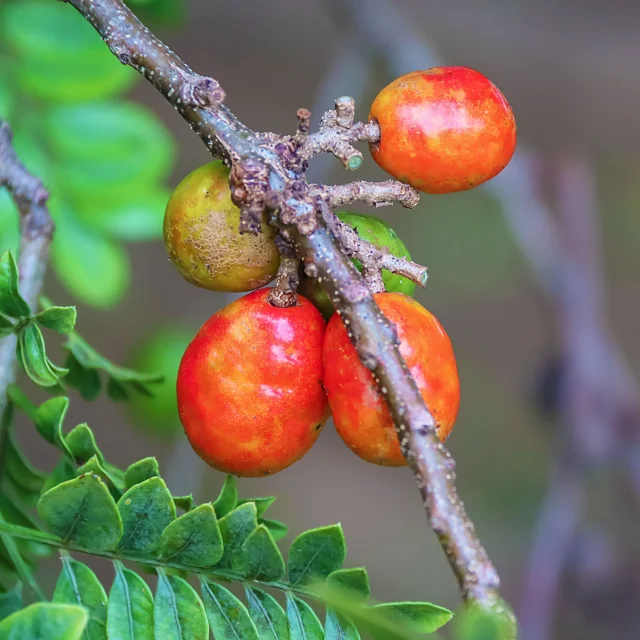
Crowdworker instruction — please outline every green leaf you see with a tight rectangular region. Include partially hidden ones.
[0,252,29,318]
[159,503,223,567]
[77,189,170,242]
[0,315,14,338]
[0,602,88,640]
[239,496,276,519]
[76,456,123,501]
[116,477,175,552]
[261,519,288,541]
[452,602,515,640]
[0,193,19,258]
[123,458,159,490]
[324,610,360,640]
[65,424,103,466]
[200,579,259,640]
[106,561,153,640]
[63,355,101,401]
[4,429,46,495]
[18,324,67,387]
[286,594,323,640]
[235,525,285,581]
[245,586,289,640]
[154,570,208,640]
[370,603,454,638]
[288,525,346,587]
[217,503,258,568]
[37,475,122,550]
[45,102,174,199]
[41,457,76,495]
[172,495,193,512]
[61,326,163,395]
[17,55,137,103]
[34,396,72,457]
[213,475,238,519]
[0,583,22,622]
[51,210,130,308]
[53,556,107,640]
[34,306,76,334]
[0,495,52,563]
[327,569,370,601]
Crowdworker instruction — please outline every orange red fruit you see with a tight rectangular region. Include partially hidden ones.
[177,289,329,477]
[369,66,516,194]
[323,293,460,466]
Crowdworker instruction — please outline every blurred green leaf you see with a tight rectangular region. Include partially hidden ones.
[0,66,13,121]
[325,609,360,640]
[371,603,454,638]
[0,192,19,257]
[37,475,123,550]
[126,325,193,438]
[45,102,174,201]
[327,568,370,601]
[51,208,130,308]
[238,496,276,519]
[0,252,29,318]
[17,55,137,103]
[3,428,46,496]
[41,457,76,496]
[125,0,187,27]
[34,397,72,457]
[77,188,170,242]
[172,495,193,513]
[0,582,22,622]
[260,518,288,541]
[0,602,88,640]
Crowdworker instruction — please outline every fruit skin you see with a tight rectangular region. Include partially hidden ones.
[323,292,460,466]
[369,66,516,194]
[163,161,280,292]
[177,288,330,477]
[299,212,415,319]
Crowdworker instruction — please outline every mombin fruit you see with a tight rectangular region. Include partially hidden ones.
[369,66,516,194]
[163,161,280,292]
[177,288,330,477]
[299,211,415,319]
[323,292,460,466]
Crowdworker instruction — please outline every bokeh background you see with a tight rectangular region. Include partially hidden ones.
[2,0,640,638]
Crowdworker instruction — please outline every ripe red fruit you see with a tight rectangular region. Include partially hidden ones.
[177,289,330,477]
[369,66,516,194]
[323,293,460,466]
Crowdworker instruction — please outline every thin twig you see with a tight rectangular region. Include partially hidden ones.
[316,180,420,209]
[65,0,504,611]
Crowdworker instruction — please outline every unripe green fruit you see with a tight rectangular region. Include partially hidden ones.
[163,161,280,292]
[126,325,194,439]
[299,212,415,319]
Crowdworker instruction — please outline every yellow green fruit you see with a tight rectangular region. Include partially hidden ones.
[163,161,280,292]
[299,212,415,319]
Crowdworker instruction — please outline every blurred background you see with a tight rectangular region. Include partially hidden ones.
[2,0,640,638]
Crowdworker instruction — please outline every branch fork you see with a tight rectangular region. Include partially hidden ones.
[54,0,505,616]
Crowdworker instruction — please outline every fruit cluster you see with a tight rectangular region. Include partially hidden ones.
[164,67,515,477]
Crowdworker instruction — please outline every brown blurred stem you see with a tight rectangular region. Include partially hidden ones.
[65,0,504,610]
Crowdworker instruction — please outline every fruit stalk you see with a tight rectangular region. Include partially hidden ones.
[65,0,503,609]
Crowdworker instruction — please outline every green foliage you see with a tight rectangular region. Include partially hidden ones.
[0,602,88,640]
[0,0,179,308]
[0,254,454,638]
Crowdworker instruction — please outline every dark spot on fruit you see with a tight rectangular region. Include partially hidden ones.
[314,424,322,431]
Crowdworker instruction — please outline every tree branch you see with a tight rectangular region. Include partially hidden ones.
[64,0,504,612]
[0,121,54,407]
